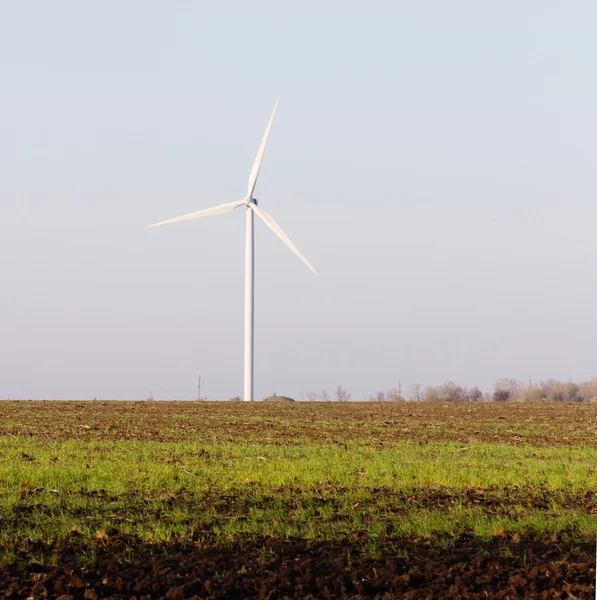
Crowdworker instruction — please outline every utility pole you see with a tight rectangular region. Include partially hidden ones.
[529,376,532,389]
[197,375,201,401]
[398,380,402,401]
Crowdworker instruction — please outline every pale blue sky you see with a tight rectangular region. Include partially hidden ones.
[1,2,596,400]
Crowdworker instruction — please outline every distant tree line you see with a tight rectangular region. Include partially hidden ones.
[301,378,597,402]
[489,378,597,403]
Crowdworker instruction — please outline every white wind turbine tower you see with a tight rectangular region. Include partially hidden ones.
[147,102,317,401]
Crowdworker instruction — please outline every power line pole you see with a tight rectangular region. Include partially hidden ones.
[398,380,402,401]
[197,375,201,401]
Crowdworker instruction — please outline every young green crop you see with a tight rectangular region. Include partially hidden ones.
[1,435,596,557]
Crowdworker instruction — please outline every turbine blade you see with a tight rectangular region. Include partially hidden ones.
[147,199,246,228]
[247,100,278,198]
[249,203,317,275]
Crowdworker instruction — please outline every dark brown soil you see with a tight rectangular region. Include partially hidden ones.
[2,400,597,447]
[1,533,594,599]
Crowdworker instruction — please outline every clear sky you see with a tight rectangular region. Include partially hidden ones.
[1,1,596,400]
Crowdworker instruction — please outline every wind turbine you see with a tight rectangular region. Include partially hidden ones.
[147,102,317,401]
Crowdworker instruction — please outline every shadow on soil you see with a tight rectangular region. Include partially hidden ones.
[1,532,594,599]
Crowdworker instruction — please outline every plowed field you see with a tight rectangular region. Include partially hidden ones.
[1,401,595,598]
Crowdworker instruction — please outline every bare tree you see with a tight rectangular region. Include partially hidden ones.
[320,389,329,401]
[306,392,318,402]
[516,387,545,402]
[541,380,581,402]
[492,389,510,402]
[335,385,350,402]
[580,379,597,403]
[376,391,385,402]
[423,382,468,402]
[469,386,483,402]
[538,379,558,398]
[493,378,525,402]
[386,386,403,402]
[423,386,439,402]
[407,383,422,402]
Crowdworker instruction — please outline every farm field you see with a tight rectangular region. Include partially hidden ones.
[0,400,596,599]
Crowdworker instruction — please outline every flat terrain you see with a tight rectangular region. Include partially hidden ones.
[0,401,596,598]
